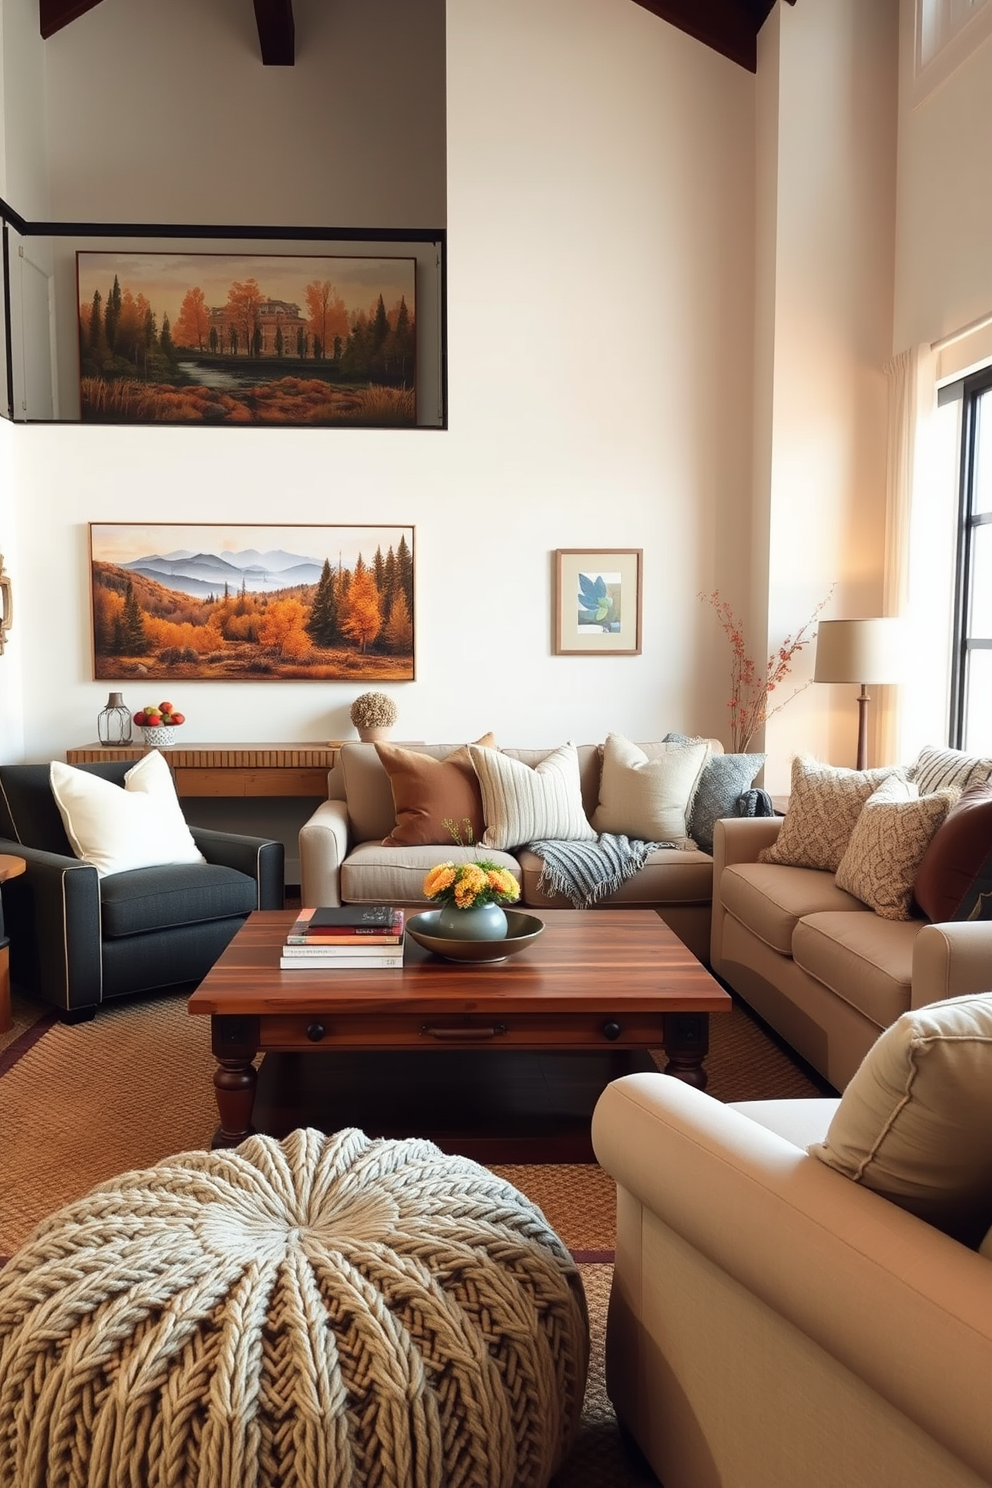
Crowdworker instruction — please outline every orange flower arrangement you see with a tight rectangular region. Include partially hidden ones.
[423,860,521,910]
[699,587,833,752]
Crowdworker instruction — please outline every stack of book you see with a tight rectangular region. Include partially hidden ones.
[280,905,406,969]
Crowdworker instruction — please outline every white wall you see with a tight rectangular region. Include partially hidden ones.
[895,0,992,350]
[756,0,899,790]
[4,0,759,768]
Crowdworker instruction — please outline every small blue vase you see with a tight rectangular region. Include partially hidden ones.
[436,901,509,941]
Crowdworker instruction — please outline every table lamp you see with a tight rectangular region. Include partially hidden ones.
[813,618,904,770]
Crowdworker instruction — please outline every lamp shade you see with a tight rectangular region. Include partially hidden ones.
[813,618,904,685]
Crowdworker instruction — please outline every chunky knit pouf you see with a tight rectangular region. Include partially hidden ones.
[0,1127,589,1488]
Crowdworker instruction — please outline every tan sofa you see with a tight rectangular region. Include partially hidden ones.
[711,812,992,1092]
[299,741,721,963]
[592,1072,992,1488]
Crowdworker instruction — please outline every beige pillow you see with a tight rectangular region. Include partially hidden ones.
[590,734,709,842]
[809,992,992,1246]
[468,743,596,851]
[377,733,496,846]
[834,775,958,921]
[758,755,899,872]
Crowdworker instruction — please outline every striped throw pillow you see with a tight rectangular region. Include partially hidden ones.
[912,746,992,797]
[469,743,596,851]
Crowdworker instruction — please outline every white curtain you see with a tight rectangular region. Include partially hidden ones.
[878,343,937,765]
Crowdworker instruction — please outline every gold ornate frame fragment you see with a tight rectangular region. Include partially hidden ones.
[0,553,12,654]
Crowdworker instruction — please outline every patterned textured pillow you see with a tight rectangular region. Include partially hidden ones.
[468,743,596,851]
[911,745,992,796]
[664,732,767,852]
[809,991,992,1246]
[757,755,899,873]
[913,781,992,923]
[590,734,709,842]
[834,775,958,921]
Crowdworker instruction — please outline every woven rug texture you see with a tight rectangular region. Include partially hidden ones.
[0,988,824,1487]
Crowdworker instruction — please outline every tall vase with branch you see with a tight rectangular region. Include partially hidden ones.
[699,587,834,753]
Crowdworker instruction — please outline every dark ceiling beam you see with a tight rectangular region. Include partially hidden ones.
[253,0,295,65]
[39,0,105,40]
[631,0,795,72]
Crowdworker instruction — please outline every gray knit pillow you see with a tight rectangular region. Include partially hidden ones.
[663,734,765,854]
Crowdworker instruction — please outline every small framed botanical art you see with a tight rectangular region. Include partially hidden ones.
[553,549,642,656]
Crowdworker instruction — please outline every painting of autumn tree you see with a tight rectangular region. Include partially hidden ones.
[77,253,417,427]
[89,524,415,681]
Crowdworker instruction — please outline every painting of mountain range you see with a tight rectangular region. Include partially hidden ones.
[89,523,415,681]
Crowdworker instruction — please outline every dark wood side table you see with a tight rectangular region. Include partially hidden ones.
[0,854,26,1034]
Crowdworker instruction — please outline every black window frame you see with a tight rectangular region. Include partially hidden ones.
[948,365,992,749]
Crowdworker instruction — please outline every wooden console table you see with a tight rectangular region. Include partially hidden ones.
[65,743,343,799]
[0,853,27,1034]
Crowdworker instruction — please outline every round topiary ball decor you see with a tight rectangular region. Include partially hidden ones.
[0,1127,589,1488]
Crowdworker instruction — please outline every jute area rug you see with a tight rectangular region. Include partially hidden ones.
[0,989,825,1487]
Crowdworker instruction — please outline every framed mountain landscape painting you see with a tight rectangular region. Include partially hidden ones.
[76,252,417,426]
[90,523,415,681]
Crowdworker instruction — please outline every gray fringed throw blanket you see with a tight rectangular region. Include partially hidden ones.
[529,833,673,909]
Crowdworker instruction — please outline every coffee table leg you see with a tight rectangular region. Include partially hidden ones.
[213,1058,258,1148]
[662,1013,709,1089]
[210,1015,260,1149]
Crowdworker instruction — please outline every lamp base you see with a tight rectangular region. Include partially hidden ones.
[856,687,870,772]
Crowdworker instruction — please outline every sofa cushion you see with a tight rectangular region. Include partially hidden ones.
[758,756,900,873]
[516,844,713,908]
[49,752,205,879]
[340,743,462,844]
[834,775,957,921]
[590,734,708,842]
[791,911,920,1030]
[809,991,992,1246]
[911,745,992,795]
[341,841,521,905]
[100,862,256,938]
[720,861,868,956]
[913,781,992,923]
[376,734,496,847]
[469,743,596,851]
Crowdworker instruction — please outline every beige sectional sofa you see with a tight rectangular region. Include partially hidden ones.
[592,1069,992,1488]
[299,739,726,963]
[711,749,992,1090]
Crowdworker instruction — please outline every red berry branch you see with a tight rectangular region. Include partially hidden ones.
[699,587,834,753]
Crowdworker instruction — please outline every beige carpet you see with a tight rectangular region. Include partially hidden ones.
[0,988,825,1487]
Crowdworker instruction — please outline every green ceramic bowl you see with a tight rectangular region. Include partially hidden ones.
[406,909,545,963]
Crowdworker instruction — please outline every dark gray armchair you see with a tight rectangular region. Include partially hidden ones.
[0,761,284,1020]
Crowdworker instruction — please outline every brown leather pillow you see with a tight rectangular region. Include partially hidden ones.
[913,781,992,922]
[377,734,496,847]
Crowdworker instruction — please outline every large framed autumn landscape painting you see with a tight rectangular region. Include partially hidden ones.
[76,253,417,426]
[90,524,415,681]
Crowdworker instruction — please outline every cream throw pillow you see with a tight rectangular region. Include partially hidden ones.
[758,755,900,873]
[50,752,205,878]
[834,775,958,920]
[591,734,709,842]
[809,992,992,1246]
[468,743,595,850]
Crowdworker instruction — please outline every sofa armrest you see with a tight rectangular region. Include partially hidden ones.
[592,1073,992,1484]
[911,920,992,1009]
[190,828,285,909]
[0,838,103,1012]
[299,798,353,907]
[710,815,783,967]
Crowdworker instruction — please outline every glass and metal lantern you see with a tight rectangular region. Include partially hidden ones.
[97,692,132,745]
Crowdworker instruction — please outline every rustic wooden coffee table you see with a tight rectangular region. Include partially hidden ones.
[188,907,732,1160]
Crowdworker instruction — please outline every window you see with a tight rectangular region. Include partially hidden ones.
[914,0,992,104]
[949,370,992,750]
